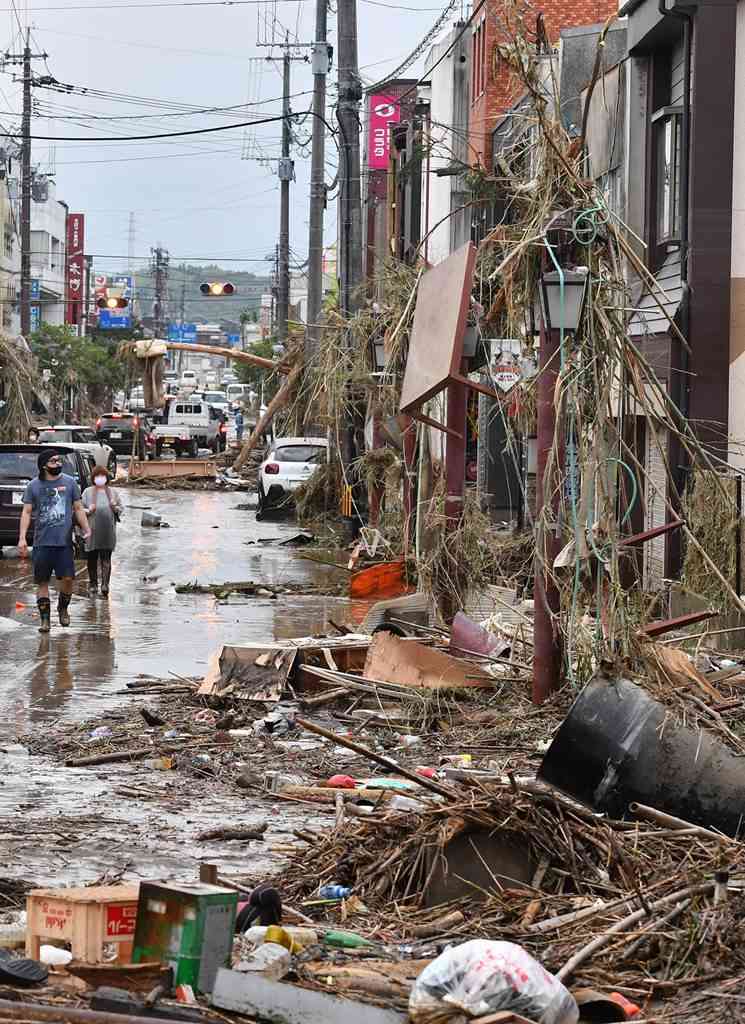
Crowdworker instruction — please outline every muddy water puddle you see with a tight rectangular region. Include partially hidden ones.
[0,487,354,884]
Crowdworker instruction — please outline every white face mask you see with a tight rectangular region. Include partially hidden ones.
[94,476,107,487]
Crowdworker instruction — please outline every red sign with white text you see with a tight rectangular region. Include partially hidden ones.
[367,95,401,170]
[105,903,138,938]
[65,213,85,325]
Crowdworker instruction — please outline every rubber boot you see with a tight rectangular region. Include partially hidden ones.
[87,555,98,597]
[58,592,71,627]
[101,558,112,597]
[37,597,51,634]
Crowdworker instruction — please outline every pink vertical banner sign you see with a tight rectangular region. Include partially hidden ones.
[367,95,401,170]
[66,213,85,325]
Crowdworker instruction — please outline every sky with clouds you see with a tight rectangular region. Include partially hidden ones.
[0,0,461,296]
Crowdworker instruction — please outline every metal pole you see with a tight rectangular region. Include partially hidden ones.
[532,320,562,704]
[82,254,91,337]
[337,0,363,316]
[442,364,467,621]
[305,2,328,365]
[337,0,363,527]
[277,41,291,345]
[20,29,31,338]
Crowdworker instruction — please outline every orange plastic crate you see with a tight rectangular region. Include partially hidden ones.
[26,885,140,964]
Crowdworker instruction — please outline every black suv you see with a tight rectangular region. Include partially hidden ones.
[0,444,94,554]
[96,412,152,458]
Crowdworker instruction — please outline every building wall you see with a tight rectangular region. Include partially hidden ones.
[30,186,67,327]
[468,0,618,170]
[422,27,470,265]
[0,180,19,336]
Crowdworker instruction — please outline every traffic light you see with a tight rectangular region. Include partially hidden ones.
[97,295,129,309]
[200,282,236,296]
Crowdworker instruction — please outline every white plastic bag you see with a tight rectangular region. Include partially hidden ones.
[408,940,579,1024]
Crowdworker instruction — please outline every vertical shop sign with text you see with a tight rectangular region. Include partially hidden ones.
[367,95,401,170]
[65,213,85,325]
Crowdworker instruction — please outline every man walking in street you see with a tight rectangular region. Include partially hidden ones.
[235,407,244,444]
[18,450,91,633]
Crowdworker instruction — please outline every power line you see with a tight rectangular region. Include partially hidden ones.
[366,0,462,91]
[5,110,287,140]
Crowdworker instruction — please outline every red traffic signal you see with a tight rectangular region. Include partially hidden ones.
[97,296,129,309]
[200,282,236,296]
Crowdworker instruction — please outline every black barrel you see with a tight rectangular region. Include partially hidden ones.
[538,671,745,838]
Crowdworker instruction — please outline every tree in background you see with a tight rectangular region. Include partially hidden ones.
[30,323,130,419]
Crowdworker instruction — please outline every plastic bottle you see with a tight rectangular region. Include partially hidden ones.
[241,926,318,949]
[389,794,427,813]
[323,930,373,949]
[318,885,352,900]
[235,942,291,980]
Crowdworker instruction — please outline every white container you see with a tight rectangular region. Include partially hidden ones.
[235,942,291,980]
[39,945,73,966]
[240,926,318,948]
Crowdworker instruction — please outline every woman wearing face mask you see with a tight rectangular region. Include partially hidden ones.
[81,466,123,597]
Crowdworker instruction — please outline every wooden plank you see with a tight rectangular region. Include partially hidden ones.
[363,631,492,690]
[129,459,216,480]
[640,610,718,638]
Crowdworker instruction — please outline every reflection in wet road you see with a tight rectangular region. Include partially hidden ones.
[0,487,351,884]
[0,487,351,735]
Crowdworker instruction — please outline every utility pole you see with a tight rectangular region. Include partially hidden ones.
[337,0,363,528]
[150,245,169,340]
[4,30,47,338]
[276,38,292,346]
[337,0,363,317]
[82,255,91,338]
[305,1,329,364]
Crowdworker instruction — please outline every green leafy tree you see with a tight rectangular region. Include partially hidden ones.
[30,323,129,415]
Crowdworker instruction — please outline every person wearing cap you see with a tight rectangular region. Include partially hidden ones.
[17,450,92,633]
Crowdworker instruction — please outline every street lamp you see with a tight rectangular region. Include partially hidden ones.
[371,336,386,372]
[532,263,588,708]
[537,267,589,333]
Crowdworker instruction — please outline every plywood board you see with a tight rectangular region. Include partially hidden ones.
[363,631,492,689]
[400,243,476,413]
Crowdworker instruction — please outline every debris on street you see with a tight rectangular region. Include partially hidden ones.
[5,0,745,1022]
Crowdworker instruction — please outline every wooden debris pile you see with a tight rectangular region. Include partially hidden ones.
[278,779,745,1021]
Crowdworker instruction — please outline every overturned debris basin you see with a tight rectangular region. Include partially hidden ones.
[539,669,745,837]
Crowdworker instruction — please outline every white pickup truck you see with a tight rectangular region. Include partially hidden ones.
[152,396,227,457]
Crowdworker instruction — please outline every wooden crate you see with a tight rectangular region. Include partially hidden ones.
[26,885,140,964]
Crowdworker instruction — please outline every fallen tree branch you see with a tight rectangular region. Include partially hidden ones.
[556,882,713,981]
[233,361,303,472]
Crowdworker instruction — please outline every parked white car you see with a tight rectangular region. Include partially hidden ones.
[258,436,328,513]
[180,370,198,390]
